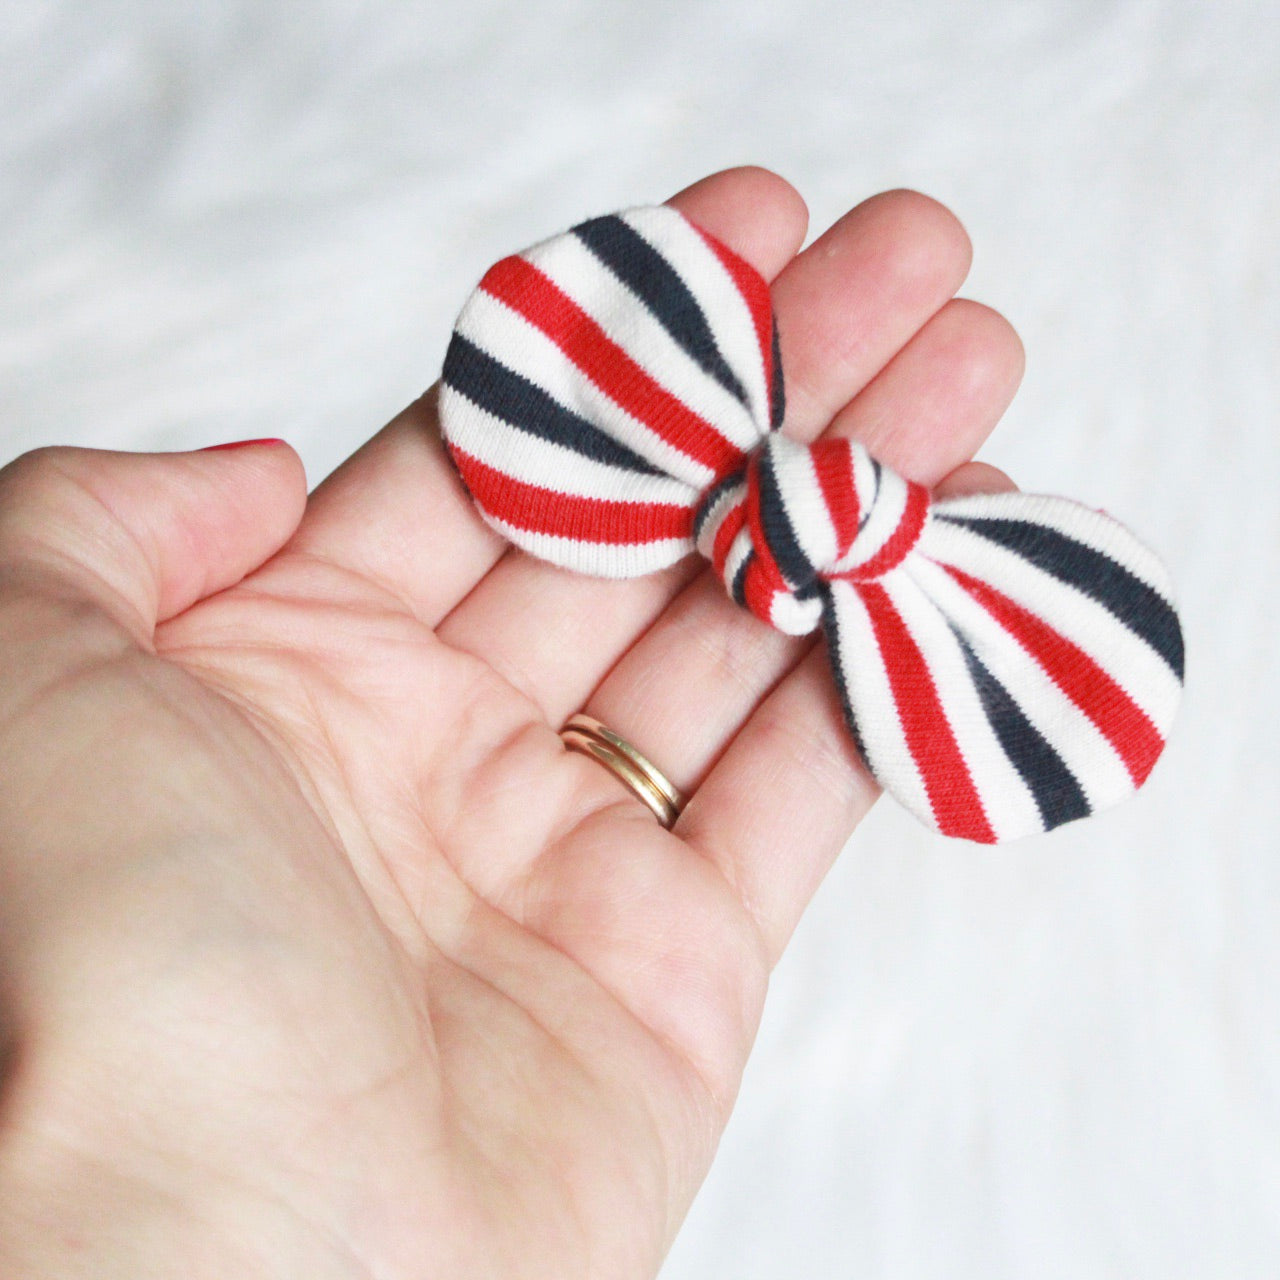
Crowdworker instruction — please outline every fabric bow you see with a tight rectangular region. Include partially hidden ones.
[438,203,1184,842]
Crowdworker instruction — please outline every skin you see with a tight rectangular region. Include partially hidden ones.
[0,166,1020,1279]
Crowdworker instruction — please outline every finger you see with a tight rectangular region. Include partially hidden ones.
[0,441,306,645]
[279,166,807,627]
[770,188,973,441]
[932,458,1016,499]
[676,642,874,963]
[436,189,974,719]
[575,299,1025,799]
[678,461,1020,962]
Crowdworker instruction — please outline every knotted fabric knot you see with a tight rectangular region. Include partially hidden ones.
[437,201,1184,844]
[692,434,932,635]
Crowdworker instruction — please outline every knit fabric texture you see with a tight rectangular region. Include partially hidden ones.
[438,204,1184,843]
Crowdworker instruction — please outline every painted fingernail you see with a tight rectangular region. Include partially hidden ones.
[199,437,287,452]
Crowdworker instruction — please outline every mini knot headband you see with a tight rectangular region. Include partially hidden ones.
[439,204,1184,843]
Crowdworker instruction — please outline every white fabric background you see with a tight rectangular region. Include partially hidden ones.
[3,1,1277,1275]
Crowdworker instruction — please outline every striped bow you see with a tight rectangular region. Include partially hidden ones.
[439,204,1184,843]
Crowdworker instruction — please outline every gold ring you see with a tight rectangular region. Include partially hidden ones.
[559,714,685,829]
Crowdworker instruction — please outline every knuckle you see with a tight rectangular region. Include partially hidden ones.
[0,447,123,596]
[0,446,88,517]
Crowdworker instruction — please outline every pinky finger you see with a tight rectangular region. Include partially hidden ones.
[675,642,874,966]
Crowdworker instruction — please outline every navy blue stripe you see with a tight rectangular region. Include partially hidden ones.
[693,465,746,542]
[769,316,785,429]
[937,515,1184,680]
[571,215,749,408]
[443,333,662,475]
[817,582,868,762]
[756,445,815,587]
[859,457,882,535]
[954,632,1090,832]
[731,552,752,607]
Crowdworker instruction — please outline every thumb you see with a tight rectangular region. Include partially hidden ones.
[0,439,307,643]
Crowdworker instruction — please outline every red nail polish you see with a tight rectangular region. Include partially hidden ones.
[199,437,286,452]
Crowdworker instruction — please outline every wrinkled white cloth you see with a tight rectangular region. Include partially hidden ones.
[1,2,1276,1276]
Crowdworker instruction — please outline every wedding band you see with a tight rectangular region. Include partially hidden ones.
[559,714,685,829]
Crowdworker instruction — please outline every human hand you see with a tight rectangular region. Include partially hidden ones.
[0,166,1022,1279]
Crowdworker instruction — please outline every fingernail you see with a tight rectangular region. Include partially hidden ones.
[199,437,286,452]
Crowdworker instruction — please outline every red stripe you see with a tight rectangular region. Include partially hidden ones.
[741,555,783,624]
[945,566,1164,785]
[691,226,776,407]
[810,437,861,556]
[450,447,692,545]
[860,583,996,842]
[711,498,746,578]
[848,481,931,580]
[479,255,740,476]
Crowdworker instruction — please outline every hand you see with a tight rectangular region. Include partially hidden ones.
[0,167,1022,1279]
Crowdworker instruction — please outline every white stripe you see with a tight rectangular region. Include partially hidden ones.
[483,514,691,578]
[694,482,747,561]
[907,556,1137,812]
[882,574,1043,841]
[621,205,774,434]
[824,580,935,829]
[921,519,1182,735]
[769,592,823,636]
[934,491,1175,603]
[826,445,886,572]
[439,385,696,508]
[522,232,763,454]
[833,463,910,573]
[852,444,879,516]
[455,289,713,489]
[722,525,753,590]
[768,435,838,573]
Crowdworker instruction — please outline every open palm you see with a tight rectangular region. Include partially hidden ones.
[0,167,1023,1278]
